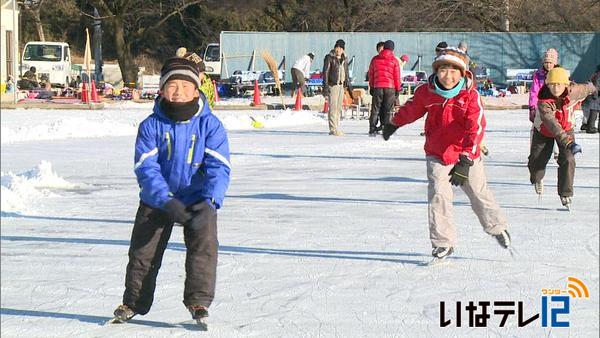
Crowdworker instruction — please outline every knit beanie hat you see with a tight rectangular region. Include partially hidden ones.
[400,54,409,62]
[159,47,202,89]
[383,40,395,51]
[432,47,470,76]
[543,48,558,64]
[435,41,448,52]
[334,39,345,49]
[176,47,206,72]
[545,67,570,84]
[159,57,201,90]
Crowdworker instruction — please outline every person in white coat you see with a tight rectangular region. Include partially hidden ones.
[291,52,314,96]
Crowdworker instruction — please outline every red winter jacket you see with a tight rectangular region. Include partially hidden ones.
[368,49,401,91]
[535,82,596,138]
[391,71,485,165]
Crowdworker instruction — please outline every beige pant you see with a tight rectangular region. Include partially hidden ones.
[328,85,345,134]
[426,156,507,247]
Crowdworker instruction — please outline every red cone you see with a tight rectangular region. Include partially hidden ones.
[81,81,89,103]
[293,88,303,110]
[322,98,329,113]
[213,79,220,102]
[251,80,262,106]
[90,80,100,102]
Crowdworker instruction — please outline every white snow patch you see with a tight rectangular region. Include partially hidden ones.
[217,109,324,130]
[1,161,77,214]
[1,117,139,144]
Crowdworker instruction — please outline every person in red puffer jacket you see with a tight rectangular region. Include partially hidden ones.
[382,47,511,260]
[367,40,401,136]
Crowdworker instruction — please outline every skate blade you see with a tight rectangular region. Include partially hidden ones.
[195,318,208,331]
[422,257,451,266]
[105,317,128,325]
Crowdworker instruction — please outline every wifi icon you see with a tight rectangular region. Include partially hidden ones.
[567,277,589,298]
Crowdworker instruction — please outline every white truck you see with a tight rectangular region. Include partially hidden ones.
[21,41,79,88]
[202,43,221,79]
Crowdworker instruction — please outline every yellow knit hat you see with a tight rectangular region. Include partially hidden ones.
[546,67,570,84]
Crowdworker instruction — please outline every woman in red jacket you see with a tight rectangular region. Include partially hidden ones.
[383,47,511,260]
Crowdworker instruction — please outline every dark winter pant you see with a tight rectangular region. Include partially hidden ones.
[370,88,396,133]
[528,128,576,197]
[122,201,218,315]
[291,68,306,96]
[587,109,599,130]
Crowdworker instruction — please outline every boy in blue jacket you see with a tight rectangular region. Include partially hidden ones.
[111,53,231,325]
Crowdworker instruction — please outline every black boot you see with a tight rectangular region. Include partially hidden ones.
[586,110,598,134]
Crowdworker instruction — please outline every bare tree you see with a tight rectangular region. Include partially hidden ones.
[19,0,45,41]
[85,0,203,86]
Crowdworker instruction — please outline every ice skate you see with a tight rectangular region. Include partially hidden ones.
[107,304,136,324]
[188,305,209,331]
[425,247,454,266]
[534,180,543,201]
[493,230,511,249]
[560,196,572,211]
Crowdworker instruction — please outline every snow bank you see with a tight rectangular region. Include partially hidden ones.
[0,161,76,214]
[0,117,139,144]
[217,109,324,130]
[1,104,324,144]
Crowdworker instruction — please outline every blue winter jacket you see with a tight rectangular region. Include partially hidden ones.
[134,95,231,209]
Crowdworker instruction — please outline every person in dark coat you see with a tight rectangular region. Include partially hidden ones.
[322,39,353,136]
[581,64,600,133]
[112,52,231,324]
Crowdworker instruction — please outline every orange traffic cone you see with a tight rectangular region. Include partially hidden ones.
[251,80,262,106]
[322,98,329,113]
[293,88,303,110]
[90,80,100,102]
[81,81,89,103]
[213,80,220,103]
[343,92,352,109]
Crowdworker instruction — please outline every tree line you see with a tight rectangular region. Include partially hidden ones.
[18,0,600,85]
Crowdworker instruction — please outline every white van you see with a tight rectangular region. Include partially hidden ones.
[21,41,78,87]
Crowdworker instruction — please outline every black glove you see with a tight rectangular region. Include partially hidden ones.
[369,88,374,96]
[382,123,399,141]
[449,155,474,186]
[322,87,329,97]
[558,134,582,155]
[164,198,192,225]
[185,199,217,231]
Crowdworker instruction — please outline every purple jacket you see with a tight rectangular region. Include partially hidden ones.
[529,67,547,108]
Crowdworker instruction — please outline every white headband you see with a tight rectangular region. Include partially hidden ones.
[434,54,467,71]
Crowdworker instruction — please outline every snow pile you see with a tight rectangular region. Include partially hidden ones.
[1,104,324,144]
[0,117,139,144]
[216,95,326,106]
[0,161,76,214]
[260,109,325,128]
[217,109,324,130]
